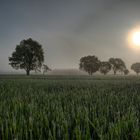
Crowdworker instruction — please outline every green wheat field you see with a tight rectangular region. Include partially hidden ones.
[1,75,140,140]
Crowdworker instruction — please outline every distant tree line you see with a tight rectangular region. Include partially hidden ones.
[8,38,140,76]
[79,55,140,75]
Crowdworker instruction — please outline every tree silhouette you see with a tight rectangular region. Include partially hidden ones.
[79,55,100,75]
[123,69,129,75]
[109,58,126,75]
[131,63,140,75]
[9,38,44,76]
[42,64,51,75]
[99,61,111,75]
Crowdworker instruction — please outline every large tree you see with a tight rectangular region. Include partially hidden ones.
[99,61,111,75]
[109,58,126,75]
[79,55,100,75]
[9,38,44,76]
[131,63,140,75]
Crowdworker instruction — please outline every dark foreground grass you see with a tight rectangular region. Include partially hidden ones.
[0,75,140,140]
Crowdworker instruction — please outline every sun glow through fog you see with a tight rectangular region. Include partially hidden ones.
[132,31,140,46]
[128,27,140,50]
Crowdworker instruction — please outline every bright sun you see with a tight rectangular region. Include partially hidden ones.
[128,28,140,50]
[132,31,140,46]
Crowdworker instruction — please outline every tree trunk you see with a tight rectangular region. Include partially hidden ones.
[113,70,116,75]
[113,67,116,75]
[26,70,30,76]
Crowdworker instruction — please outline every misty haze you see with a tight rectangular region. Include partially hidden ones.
[1,0,140,74]
[1,0,140,139]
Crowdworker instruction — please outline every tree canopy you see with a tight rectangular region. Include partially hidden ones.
[123,69,129,75]
[79,55,100,75]
[109,58,126,75]
[99,61,111,75]
[131,63,140,75]
[9,38,44,75]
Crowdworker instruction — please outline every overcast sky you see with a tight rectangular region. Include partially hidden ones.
[1,0,140,72]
